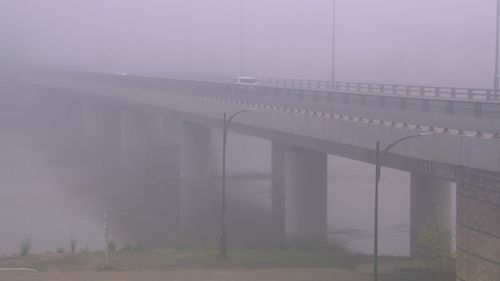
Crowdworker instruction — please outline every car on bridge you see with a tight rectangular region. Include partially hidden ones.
[234,76,258,86]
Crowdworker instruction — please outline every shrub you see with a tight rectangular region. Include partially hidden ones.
[70,237,77,253]
[108,240,117,252]
[56,247,65,254]
[20,238,31,256]
[414,216,456,281]
[80,245,90,253]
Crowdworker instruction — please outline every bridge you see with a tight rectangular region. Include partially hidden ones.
[16,69,500,281]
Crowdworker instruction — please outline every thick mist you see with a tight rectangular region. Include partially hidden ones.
[0,0,492,256]
[1,0,497,87]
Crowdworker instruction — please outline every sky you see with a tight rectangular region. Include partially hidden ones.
[1,0,497,87]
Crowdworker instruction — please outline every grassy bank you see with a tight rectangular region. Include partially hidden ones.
[0,248,371,272]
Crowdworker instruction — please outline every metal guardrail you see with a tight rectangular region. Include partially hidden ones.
[32,71,500,134]
[202,75,499,101]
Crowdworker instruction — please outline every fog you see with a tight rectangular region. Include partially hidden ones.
[0,0,488,257]
[2,0,497,87]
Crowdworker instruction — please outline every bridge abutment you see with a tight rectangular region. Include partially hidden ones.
[284,146,327,247]
[179,121,218,246]
[410,173,452,257]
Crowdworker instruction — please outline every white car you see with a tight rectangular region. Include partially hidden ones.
[234,76,258,86]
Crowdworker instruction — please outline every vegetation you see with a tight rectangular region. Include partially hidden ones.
[56,247,65,254]
[121,242,143,251]
[80,244,90,253]
[0,248,371,271]
[70,237,77,253]
[108,240,117,252]
[20,238,31,256]
[413,216,456,281]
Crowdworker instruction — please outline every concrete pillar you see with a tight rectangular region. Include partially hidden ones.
[271,142,286,247]
[119,109,179,247]
[179,121,217,246]
[82,101,122,206]
[284,146,327,247]
[410,173,452,257]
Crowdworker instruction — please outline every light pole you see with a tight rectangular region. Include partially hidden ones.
[240,0,245,75]
[331,0,336,88]
[373,132,432,281]
[219,108,255,259]
[494,0,500,98]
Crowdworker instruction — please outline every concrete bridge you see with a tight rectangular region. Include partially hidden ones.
[18,70,500,281]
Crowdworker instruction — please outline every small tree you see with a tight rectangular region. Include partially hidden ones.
[20,238,31,256]
[108,240,117,252]
[414,216,456,281]
[70,237,77,253]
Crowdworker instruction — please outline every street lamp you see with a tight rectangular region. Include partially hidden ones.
[331,0,336,88]
[373,132,433,281]
[494,0,500,98]
[240,0,245,75]
[219,108,256,258]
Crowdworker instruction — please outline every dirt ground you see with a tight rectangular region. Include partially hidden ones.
[0,268,370,281]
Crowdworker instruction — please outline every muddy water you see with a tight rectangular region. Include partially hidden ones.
[224,133,456,256]
[0,91,455,256]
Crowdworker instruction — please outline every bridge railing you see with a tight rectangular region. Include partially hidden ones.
[31,70,500,135]
[256,77,498,101]
[118,72,500,101]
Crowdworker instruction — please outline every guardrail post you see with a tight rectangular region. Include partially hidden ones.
[422,100,429,112]
[473,103,482,117]
[446,101,454,114]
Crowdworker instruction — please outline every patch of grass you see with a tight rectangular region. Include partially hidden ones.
[0,248,372,272]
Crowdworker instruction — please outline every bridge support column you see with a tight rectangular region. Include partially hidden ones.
[410,173,452,257]
[82,101,122,205]
[284,146,327,247]
[179,121,217,246]
[120,109,178,247]
[271,142,286,247]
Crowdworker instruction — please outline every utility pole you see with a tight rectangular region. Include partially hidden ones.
[104,211,110,266]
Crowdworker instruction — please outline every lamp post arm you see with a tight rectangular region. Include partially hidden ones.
[225,109,254,130]
[378,134,427,167]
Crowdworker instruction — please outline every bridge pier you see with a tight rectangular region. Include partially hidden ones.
[271,142,286,247]
[82,101,122,206]
[119,109,178,247]
[284,146,327,247]
[410,173,452,257]
[179,121,217,246]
